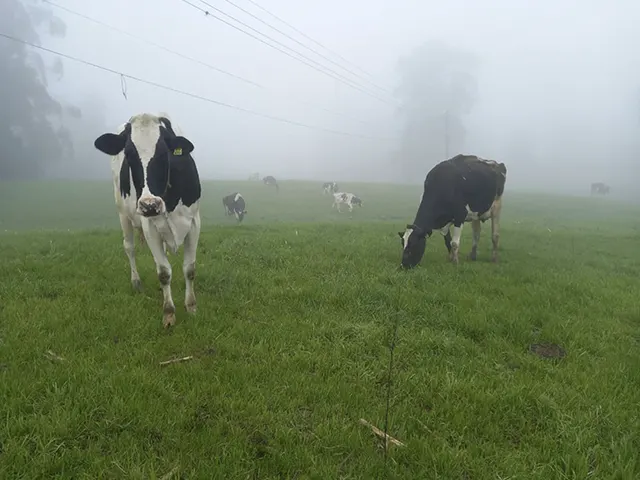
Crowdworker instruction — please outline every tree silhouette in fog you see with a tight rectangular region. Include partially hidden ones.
[395,40,479,180]
[0,0,71,180]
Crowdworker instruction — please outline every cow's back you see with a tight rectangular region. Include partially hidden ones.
[422,155,505,220]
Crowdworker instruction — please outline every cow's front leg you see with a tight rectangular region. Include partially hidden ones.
[118,214,142,291]
[444,232,453,259]
[468,219,481,261]
[440,224,453,260]
[450,223,464,264]
[183,216,201,314]
[145,226,176,328]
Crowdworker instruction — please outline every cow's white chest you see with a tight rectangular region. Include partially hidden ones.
[147,201,199,253]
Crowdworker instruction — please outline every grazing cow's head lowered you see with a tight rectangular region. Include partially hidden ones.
[93,114,195,218]
[398,224,429,269]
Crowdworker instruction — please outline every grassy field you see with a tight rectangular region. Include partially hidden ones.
[0,179,639,479]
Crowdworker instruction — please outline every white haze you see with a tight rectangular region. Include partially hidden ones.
[39,0,640,199]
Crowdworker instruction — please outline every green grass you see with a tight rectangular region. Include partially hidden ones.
[1,180,639,479]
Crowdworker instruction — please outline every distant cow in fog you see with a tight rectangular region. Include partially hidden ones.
[222,192,247,223]
[590,182,610,195]
[263,175,279,192]
[322,182,339,194]
[332,192,362,212]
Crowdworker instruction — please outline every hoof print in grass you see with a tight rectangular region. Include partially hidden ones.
[529,343,566,360]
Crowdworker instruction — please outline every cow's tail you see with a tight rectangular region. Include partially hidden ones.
[275,182,280,192]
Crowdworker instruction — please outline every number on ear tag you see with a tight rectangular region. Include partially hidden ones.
[173,148,183,156]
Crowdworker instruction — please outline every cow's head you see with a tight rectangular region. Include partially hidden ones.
[398,223,430,269]
[352,196,363,207]
[94,114,194,217]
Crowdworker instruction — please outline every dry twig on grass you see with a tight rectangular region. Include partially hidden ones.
[159,465,179,480]
[359,418,405,447]
[44,350,65,362]
[159,355,193,366]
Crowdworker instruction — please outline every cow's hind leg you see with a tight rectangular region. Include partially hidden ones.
[468,219,481,261]
[490,200,503,263]
[119,214,142,292]
[144,226,176,328]
[183,216,201,314]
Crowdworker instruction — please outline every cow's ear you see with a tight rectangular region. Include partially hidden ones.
[167,136,194,156]
[94,132,126,155]
[397,231,404,238]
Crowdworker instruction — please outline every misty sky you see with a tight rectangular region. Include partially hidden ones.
[38,0,640,196]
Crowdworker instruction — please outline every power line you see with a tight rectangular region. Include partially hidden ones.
[179,0,397,107]
[213,0,393,96]
[242,0,384,85]
[42,0,378,127]
[187,0,394,105]
[0,31,397,141]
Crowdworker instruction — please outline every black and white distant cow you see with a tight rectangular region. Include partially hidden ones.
[222,192,247,223]
[332,192,363,212]
[263,175,279,191]
[399,154,507,269]
[590,182,610,195]
[94,112,202,328]
[322,181,339,194]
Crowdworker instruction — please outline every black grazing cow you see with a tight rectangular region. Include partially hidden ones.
[222,192,247,223]
[93,112,202,328]
[263,175,279,191]
[590,182,610,195]
[322,181,339,194]
[398,154,507,269]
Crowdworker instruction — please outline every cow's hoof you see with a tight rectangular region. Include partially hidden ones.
[468,251,477,261]
[163,313,176,329]
[132,279,142,292]
[491,256,498,263]
[186,302,197,314]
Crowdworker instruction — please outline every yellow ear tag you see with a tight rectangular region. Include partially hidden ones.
[173,148,182,156]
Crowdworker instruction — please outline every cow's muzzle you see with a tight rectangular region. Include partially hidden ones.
[138,197,165,217]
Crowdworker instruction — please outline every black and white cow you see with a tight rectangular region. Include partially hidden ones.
[399,154,507,269]
[332,192,363,212]
[322,181,339,194]
[590,182,610,195]
[93,113,202,328]
[263,175,279,191]
[222,192,247,223]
